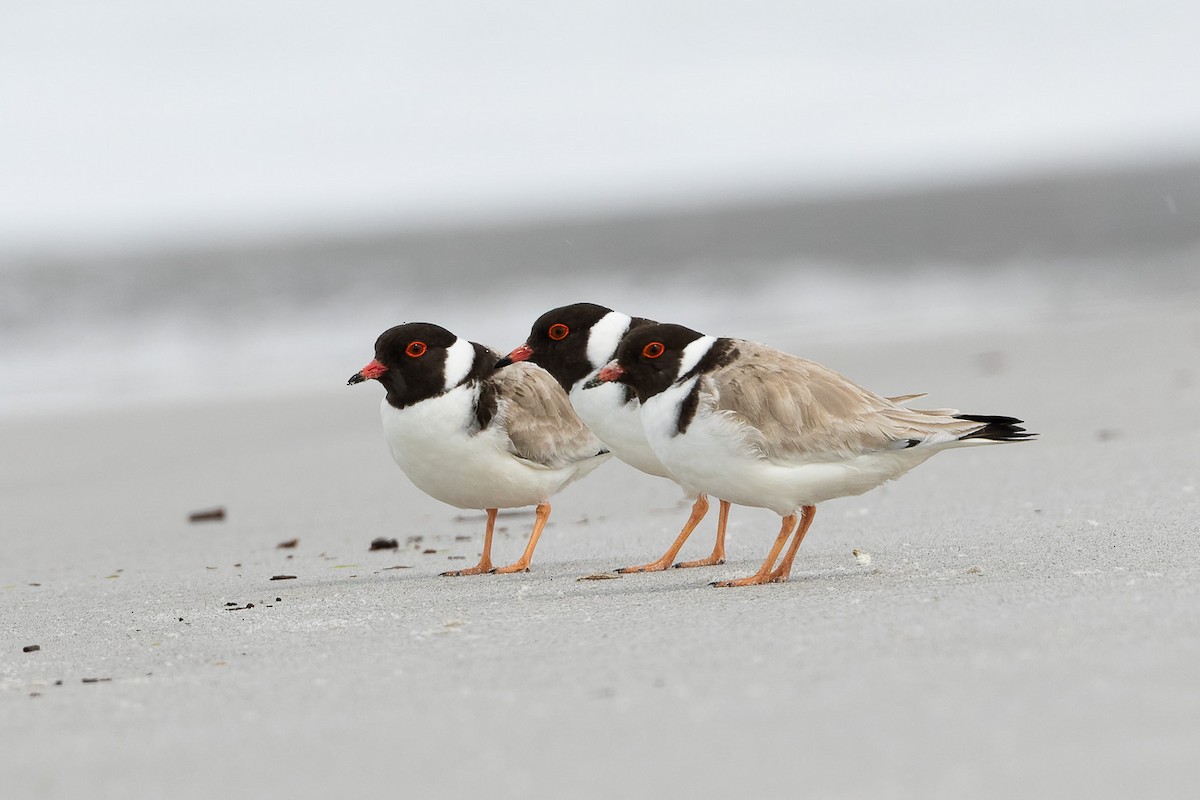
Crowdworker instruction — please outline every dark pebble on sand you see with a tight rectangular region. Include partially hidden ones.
[23,644,41,653]
[276,538,299,549]
[189,507,226,523]
[270,575,297,581]
[369,537,399,551]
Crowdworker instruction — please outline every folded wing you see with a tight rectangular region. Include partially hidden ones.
[707,341,1007,461]
[490,363,609,469]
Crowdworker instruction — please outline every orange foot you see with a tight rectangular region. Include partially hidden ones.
[617,552,724,572]
[678,500,729,569]
[710,508,811,587]
[615,558,673,574]
[711,573,785,588]
[440,560,494,577]
[674,554,725,569]
[486,502,550,575]
[444,508,499,577]
[616,496,722,573]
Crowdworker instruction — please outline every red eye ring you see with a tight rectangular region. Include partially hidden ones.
[405,341,427,357]
[642,342,665,359]
[548,323,570,341]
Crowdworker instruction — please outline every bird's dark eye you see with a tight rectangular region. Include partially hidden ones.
[642,342,665,359]
[406,341,427,357]
[548,323,569,341]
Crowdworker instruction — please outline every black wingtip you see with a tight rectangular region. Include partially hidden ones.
[955,414,1038,442]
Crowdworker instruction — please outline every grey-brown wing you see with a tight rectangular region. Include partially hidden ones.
[490,363,607,469]
[707,341,981,461]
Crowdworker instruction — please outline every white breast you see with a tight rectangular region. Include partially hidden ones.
[569,377,672,479]
[380,385,594,510]
[641,378,939,515]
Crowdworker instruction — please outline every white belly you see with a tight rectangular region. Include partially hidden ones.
[641,380,938,515]
[380,386,590,510]
[570,379,672,480]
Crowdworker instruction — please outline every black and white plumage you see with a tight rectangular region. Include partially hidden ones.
[599,322,1035,586]
[349,322,610,575]
[499,303,733,572]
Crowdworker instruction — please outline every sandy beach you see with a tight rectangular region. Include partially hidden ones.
[3,274,1198,797]
[5,5,1200,793]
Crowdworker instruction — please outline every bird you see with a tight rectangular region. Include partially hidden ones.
[597,322,1035,587]
[498,303,733,573]
[348,322,611,575]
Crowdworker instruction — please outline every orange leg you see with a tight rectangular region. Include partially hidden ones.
[765,505,816,583]
[711,514,798,588]
[441,508,497,576]
[616,495,710,573]
[492,502,551,574]
[674,498,730,569]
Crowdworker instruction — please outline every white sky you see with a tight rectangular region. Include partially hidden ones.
[2,0,1198,252]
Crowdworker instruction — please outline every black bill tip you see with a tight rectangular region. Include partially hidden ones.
[347,372,366,386]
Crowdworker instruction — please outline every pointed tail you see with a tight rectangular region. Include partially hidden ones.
[954,414,1037,442]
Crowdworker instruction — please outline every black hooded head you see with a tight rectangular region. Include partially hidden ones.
[500,302,646,392]
[349,322,494,409]
[610,323,712,402]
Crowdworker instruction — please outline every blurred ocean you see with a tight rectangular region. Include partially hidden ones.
[2,160,1197,417]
